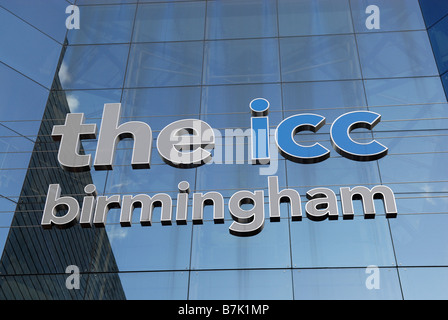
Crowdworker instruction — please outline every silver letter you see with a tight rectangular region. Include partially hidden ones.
[192,192,225,224]
[121,193,172,227]
[268,176,302,221]
[79,184,97,228]
[42,184,80,229]
[305,188,338,221]
[340,185,397,219]
[176,181,190,225]
[93,195,121,227]
[228,190,264,237]
[157,119,215,168]
[52,113,97,172]
[94,103,152,170]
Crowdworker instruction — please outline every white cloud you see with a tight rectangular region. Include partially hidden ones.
[66,94,80,112]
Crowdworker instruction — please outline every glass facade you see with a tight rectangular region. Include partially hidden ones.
[0,0,448,300]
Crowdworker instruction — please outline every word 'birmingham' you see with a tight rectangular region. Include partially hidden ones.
[42,176,397,236]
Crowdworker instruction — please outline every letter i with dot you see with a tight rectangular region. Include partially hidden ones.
[250,98,270,165]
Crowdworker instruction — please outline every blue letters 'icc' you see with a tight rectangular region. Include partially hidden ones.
[251,98,388,163]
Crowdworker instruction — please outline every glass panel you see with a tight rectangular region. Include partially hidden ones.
[0,8,61,88]
[357,31,438,78]
[395,196,448,215]
[278,0,352,36]
[125,42,204,88]
[76,0,134,4]
[280,35,361,82]
[191,218,291,270]
[100,223,192,272]
[0,0,68,43]
[203,38,280,85]
[0,274,85,300]
[139,0,204,2]
[0,128,36,154]
[118,271,189,300]
[350,0,425,32]
[0,151,32,169]
[377,134,448,155]
[196,161,286,197]
[121,87,201,118]
[133,2,205,42]
[379,153,448,186]
[105,163,196,195]
[189,269,293,300]
[399,267,448,300]
[370,104,448,132]
[57,44,129,90]
[66,4,136,44]
[286,156,381,190]
[54,89,122,120]
[0,197,16,212]
[364,77,447,106]
[290,216,396,268]
[390,214,448,266]
[282,81,367,111]
[201,83,281,114]
[206,0,277,39]
[0,168,27,198]
[293,268,402,300]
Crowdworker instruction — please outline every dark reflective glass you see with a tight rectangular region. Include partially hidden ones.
[419,0,448,27]
[428,16,448,75]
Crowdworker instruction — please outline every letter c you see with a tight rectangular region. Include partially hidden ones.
[275,114,330,163]
[330,111,388,161]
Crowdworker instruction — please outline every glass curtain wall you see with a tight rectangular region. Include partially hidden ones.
[0,0,447,300]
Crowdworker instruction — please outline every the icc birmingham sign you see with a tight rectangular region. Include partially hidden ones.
[41,98,397,236]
